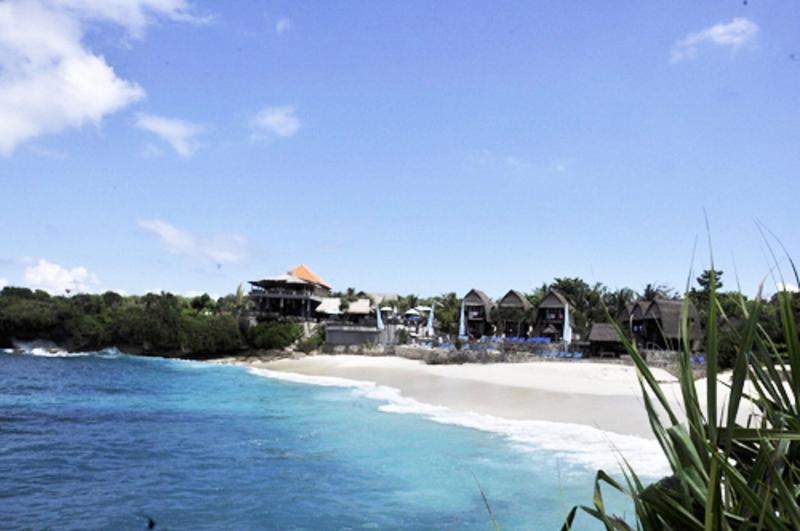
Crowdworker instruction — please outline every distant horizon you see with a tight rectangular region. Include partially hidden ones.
[2,2,798,299]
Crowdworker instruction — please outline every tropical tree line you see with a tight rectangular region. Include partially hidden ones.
[2,271,796,362]
[0,286,302,357]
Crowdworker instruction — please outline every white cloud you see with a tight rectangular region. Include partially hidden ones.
[275,17,294,34]
[671,18,758,63]
[0,0,206,156]
[250,105,301,139]
[0,278,7,289]
[135,113,204,158]
[24,258,98,294]
[138,219,247,265]
[55,0,212,37]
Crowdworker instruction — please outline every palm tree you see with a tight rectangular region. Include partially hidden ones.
[642,282,675,301]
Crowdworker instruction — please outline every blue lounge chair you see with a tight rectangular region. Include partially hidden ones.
[563,351,573,359]
[574,352,583,359]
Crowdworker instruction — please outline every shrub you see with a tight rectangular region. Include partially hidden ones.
[247,322,302,350]
[296,328,324,353]
[180,314,242,355]
[396,328,410,345]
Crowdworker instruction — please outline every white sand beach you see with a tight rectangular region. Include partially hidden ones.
[228,355,693,439]
[212,354,766,478]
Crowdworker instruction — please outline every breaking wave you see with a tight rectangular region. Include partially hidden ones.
[7,341,123,359]
[247,367,670,478]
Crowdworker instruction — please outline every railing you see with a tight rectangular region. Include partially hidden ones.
[249,288,323,300]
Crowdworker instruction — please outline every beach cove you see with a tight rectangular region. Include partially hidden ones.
[210,355,692,478]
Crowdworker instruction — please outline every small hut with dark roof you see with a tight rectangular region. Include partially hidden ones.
[588,323,625,357]
[619,298,701,351]
[496,289,533,337]
[463,289,494,338]
[533,290,573,341]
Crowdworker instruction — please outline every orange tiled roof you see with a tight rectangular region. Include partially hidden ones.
[289,264,331,289]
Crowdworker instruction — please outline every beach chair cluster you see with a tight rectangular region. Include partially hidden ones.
[534,350,583,360]
[478,336,553,344]
[690,354,706,365]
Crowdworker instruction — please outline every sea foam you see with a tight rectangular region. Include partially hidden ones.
[247,367,670,478]
[8,342,122,359]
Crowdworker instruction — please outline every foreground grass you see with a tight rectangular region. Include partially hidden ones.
[564,264,800,530]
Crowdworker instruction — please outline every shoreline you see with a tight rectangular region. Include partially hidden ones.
[215,354,679,440]
[221,354,683,477]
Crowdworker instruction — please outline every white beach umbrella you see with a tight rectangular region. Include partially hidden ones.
[376,303,385,331]
[563,303,572,346]
[458,299,466,338]
[426,303,435,336]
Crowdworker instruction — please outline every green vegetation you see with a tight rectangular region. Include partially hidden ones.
[563,261,800,529]
[247,321,302,351]
[0,287,269,357]
[296,327,325,353]
[396,328,410,345]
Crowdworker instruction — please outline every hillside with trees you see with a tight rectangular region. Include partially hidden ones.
[0,287,301,358]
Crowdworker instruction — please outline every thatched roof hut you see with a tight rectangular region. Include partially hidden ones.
[644,299,700,340]
[588,323,623,343]
[462,288,494,338]
[463,289,494,319]
[497,289,533,311]
[533,290,573,341]
[618,298,702,350]
[537,290,571,309]
[618,302,637,322]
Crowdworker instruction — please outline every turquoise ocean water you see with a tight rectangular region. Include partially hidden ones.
[0,348,665,529]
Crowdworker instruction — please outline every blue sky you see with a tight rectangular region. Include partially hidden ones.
[1,1,799,298]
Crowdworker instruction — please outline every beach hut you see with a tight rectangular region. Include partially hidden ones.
[496,289,533,337]
[462,289,494,338]
[588,323,625,357]
[533,290,573,342]
[619,298,701,351]
[642,298,701,350]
